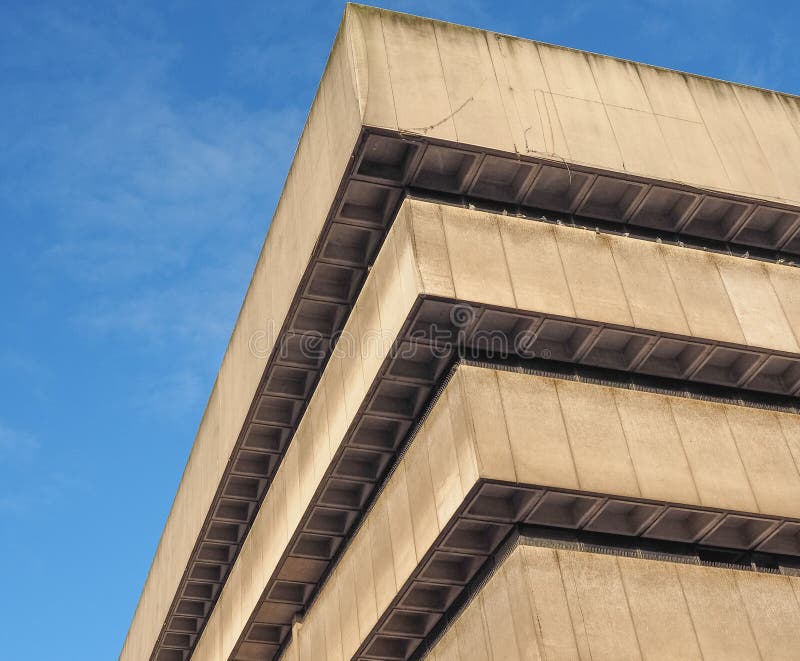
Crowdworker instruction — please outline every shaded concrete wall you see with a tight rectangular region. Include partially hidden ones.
[121,22,363,661]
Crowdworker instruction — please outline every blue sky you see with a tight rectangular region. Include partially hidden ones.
[1,1,798,658]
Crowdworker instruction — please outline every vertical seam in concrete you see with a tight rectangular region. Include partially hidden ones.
[633,65,680,177]
[732,572,766,661]
[376,14,400,129]
[658,245,694,336]
[610,389,644,498]
[665,399,705,508]
[476,591,494,661]
[431,23,458,142]
[404,204,425,294]
[684,75,736,187]
[606,236,640,329]
[612,557,646,661]
[343,11,365,119]
[515,552,549,661]
[492,370,518,483]
[712,256,749,343]
[494,216,519,310]
[553,550,589,661]
[776,415,800,486]
[455,371,481,487]
[585,58,628,171]
[551,227,580,320]
[670,563,705,658]
[533,43,573,163]
[722,407,765,514]
[489,33,524,155]
[764,264,800,350]
[731,86,780,193]
[436,204,458,300]
[552,381,585,493]
[481,31,518,156]
[777,95,800,145]
[784,572,800,614]
[558,551,594,661]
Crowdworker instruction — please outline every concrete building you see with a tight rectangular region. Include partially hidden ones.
[122,5,800,660]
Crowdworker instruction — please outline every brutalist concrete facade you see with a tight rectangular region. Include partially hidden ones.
[123,5,800,661]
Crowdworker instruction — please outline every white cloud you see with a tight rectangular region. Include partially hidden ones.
[2,4,308,420]
[0,422,40,464]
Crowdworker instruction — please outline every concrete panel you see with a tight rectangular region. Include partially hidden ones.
[637,65,700,122]
[612,388,699,504]
[425,399,469,528]
[499,219,576,319]
[678,563,762,659]
[439,205,515,308]
[669,398,758,513]
[345,4,397,129]
[687,76,777,197]
[461,368,516,483]
[735,570,800,660]
[379,10,457,139]
[434,21,515,151]
[485,33,564,158]
[404,425,441,557]
[502,551,545,661]
[496,371,579,490]
[237,362,800,661]
[656,114,730,191]
[537,44,601,102]
[725,406,800,518]
[734,86,800,204]
[479,568,524,660]
[558,552,642,660]
[429,544,800,661]
[554,225,633,327]
[617,557,703,660]
[552,94,624,170]
[609,237,689,335]
[555,379,641,498]
[588,53,651,112]
[369,498,398,616]
[715,257,799,352]
[606,104,675,180]
[385,464,419,588]
[407,201,455,298]
[522,547,580,660]
[660,244,746,345]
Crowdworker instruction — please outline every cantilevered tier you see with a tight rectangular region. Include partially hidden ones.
[208,362,800,661]
[399,536,800,660]
[124,6,800,661]
[185,198,800,660]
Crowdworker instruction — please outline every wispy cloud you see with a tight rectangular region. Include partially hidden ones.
[2,5,308,417]
[0,422,40,464]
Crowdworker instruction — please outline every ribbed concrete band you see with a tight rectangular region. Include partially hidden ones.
[184,199,800,660]
[239,363,800,661]
[125,7,800,660]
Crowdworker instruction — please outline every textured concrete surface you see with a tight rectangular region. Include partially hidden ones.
[427,543,800,661]
[347,4,800,205]
[193,195,800,658]
[125,5,800,659]
[273,363,800,661]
